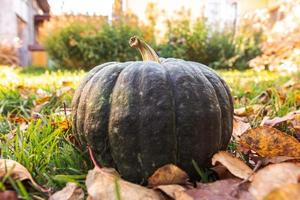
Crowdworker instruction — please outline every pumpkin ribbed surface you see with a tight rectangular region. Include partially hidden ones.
[72,58,233,184]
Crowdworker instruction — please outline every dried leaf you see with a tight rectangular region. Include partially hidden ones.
[155,184,186,199]
[58,119,71,131]
[249,163,300,200]
[148,164,188,187]
[16,85,36,97]
[261,110,300,127]
[176,179,254,200]
[211,165,237,180]
[232,116,251,139]
[0,159,49,192]
[234,105,263,117]
[49,182,84,200]
[283,79,300,90]
[261,156,300,166]
[239,126,300,157]
[86,167,164,200]
[264,183,300,200]
[0,191,18,200]
[35,96,51,105]
[252,90,271,104]
[212,151,253,180]
[8,115,28,124]
[62,81,73,87]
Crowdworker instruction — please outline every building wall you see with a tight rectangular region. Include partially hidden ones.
[0,0,41,66]
[0,0,17,42]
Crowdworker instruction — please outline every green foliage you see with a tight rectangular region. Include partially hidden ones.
[0,86,34,117]
[44,23,143,70]
[157,19,262,70]
[0,118,91,190]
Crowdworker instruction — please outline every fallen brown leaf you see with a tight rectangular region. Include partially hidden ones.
[234,105,263,117]
[16,85,36,98]
[7,115,28,124]
[0,159,49,192]
[35,96,51,106]
[176,179,254,200]
[86,167,164,200]
[264,183,300,200]
[49,182,84,200]
[155,184,186,199]
[212,151,253,180]
[0,191,18,200]
[57,119,71,131]
[232,116,251,139]
[261,110,300,127]
[249,162,300,200]
[239,126,300,157]
[211,165,237,180]
[62,81,73,87]
[261,156,300,166]
[283,79,300,90]
[252,89,272,104]
[148,164,188,187]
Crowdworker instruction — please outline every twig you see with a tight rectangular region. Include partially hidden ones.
[87,145,102,169]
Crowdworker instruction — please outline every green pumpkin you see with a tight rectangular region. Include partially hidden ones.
[72,36,233,184]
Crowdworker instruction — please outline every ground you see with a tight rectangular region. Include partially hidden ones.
[0,66,299,198]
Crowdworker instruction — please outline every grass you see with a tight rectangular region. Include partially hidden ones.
[0,66,299,198]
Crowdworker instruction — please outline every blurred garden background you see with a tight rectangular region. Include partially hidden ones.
[0,0,300,199]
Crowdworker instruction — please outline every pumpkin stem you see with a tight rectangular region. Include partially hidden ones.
[129,36,161,63]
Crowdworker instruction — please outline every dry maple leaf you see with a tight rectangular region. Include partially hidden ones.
[212,151,253,181]
[239,126,300,157]
[148,164,188,187]
[249,162,300,200]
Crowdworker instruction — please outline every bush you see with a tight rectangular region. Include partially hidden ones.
[44,23,143,70]
[157,19,262,70]
[0,41,19,65]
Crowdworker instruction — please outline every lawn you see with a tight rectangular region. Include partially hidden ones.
[0,66,299,199]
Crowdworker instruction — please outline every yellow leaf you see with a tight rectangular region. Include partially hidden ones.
[239,126,300,157]
[62,81,73,87]
[58,119,70,131]
[35,96,51,105]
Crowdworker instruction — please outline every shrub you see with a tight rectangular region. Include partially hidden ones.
[157,19,262,70]
[44,23,143,70]
[0,41,19,65]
